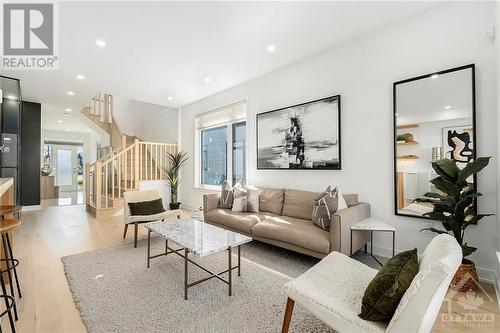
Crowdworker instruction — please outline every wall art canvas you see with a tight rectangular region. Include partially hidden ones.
[442,125,474,167]
[257,95,341,170]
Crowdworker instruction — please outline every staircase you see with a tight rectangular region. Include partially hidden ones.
[82,93,178,217]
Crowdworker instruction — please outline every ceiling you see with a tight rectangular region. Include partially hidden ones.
[3,1,438,132]
[396,67,473,125]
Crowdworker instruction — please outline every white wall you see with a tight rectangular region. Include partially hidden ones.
[180,2,497,280]
[41,129,99,167]
[495,0,500,294]
[113,96,178,143]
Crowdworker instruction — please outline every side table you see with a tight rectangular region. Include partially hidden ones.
[350,217,395,266]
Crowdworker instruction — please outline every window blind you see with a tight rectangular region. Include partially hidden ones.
[195,101,246,129]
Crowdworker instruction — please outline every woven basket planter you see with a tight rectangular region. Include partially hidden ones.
[450,258,479,292]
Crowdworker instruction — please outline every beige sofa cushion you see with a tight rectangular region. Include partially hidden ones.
[251,215,330,254]
[343,193,359,207]
[204,208,277,234]
[258,187,284,215]
[282,189,318,220]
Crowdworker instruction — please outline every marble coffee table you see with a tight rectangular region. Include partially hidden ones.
[144,218,252,300]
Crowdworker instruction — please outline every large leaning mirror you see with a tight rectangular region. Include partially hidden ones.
[393,64,476,218]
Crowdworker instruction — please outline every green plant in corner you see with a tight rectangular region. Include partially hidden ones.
[162,151,189,210]
[416,157,492,258]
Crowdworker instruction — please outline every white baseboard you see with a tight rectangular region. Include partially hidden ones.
[21,205,41,212]
[369,243,495,283]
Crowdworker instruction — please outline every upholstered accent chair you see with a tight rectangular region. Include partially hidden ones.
[123,190,181,247]
[280,234,462,333]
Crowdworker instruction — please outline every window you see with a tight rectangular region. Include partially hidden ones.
[201,125,227,186]
[196,102,247,188]
[232,122,246,184]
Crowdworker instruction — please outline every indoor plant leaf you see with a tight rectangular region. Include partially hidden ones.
[461,244,477,257]
[432,159,460,182]
[420,227,449,235]
[458,157,491,182]
[429,177,459,196]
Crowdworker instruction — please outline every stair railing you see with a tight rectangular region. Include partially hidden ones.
[85,140,178,211]
[88,93,112,124]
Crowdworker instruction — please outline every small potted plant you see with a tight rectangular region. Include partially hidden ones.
[417,157,492,291]
[162,151,188,210]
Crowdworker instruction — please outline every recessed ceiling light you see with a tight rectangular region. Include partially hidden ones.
[76,74,85,80]
[96,39,106,47]
[65,108,72,112]
[167,96,173,101]
[431,74,439,79]
[267,45,276,53]
[65,129,71,132]
[67,91,75,96]
[57,120,63,123]
[444,105,451,109]
[204,77,212,83]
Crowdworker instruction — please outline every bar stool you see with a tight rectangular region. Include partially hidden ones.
[0,294,15,333]
[0,219,20,333]
[0,206,22,220]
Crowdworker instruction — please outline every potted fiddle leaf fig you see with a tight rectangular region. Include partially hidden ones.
[416,157,492,291]
[162,151,188,210]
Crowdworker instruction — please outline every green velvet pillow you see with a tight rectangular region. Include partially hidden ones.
[128,198,165,216]
[359,249,418,321]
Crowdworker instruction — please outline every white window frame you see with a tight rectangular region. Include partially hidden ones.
[194,102,247,190]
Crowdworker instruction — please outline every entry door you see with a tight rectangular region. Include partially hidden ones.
[53,145,78,192]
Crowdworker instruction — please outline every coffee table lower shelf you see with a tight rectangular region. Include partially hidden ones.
[146,229,242,300]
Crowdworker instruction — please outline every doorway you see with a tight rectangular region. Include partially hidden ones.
[42,141,84,207]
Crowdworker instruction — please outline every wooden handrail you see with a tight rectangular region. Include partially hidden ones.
[85,140,178,211]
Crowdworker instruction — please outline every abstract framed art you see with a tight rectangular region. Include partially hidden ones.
[257,95,341,170]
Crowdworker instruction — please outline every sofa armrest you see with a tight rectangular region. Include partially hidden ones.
[203,193,221,215]
[330,202,371,256]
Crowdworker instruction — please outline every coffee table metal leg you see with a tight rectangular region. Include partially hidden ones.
[165,239,168,255]
[237,245,241,276]
[184,248,188,300]
[228,246,232,296]
[147,229,151,268]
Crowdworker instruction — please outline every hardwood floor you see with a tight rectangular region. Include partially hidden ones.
[1,204,498,332]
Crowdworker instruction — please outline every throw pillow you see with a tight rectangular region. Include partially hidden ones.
[246,186,260,213]
[128,198,165,216]
[343,194,359,207]
[312,186,339,230]
[359,249,419,322]
[219,180,234,209]
[337,189,348,210]
[232,182,247,212]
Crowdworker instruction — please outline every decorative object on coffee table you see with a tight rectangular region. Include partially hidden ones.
[162,150,188,210]
[350,217,395,266]
[257,95,341,170]
[416,157,492,291]
[145,218,252,299]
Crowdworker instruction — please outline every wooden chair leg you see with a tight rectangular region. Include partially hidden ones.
[134,223,138,248]
[281,297,295,333]
[123,224,129,239]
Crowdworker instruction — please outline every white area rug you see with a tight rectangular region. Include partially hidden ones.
[62,238,383,333]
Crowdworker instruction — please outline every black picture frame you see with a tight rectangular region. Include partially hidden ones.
[256,95,341,170]
[393,64,477,219]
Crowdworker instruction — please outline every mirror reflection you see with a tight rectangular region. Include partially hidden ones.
[394,65,475,217]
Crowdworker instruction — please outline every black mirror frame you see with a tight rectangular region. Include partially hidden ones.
[392,64,477,219]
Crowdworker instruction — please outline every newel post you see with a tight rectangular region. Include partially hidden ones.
[134,139,140,188]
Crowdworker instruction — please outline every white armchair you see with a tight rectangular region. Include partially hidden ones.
[123,190,181,247]
[281,234,462,333]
